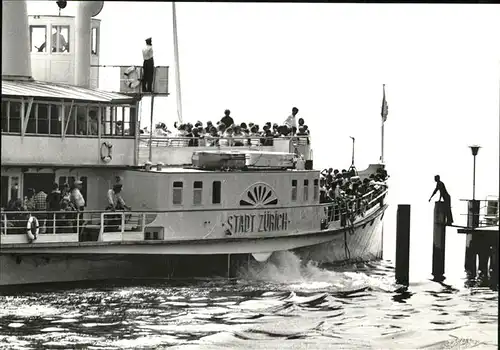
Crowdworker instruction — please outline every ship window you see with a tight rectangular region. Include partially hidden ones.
[64,105,76,135]
[115,107,124,136]
[212,181,221,204]
[173,181,183,205]
[51,25,70,53]
[1,101,9,133]
[9,101,22,133]
[313,179,319,201]
[91,27,99,55]
[50,104,62,135]
[193,181,203,205]
[26,103,37,134]
[126,106,137,136]
[30,25,47,53]
[291,180,297,201]
[37,103,50,134]
[76,106,88,136]
[303,179,309,201]
[88,107,99,135]
[1,176,8,209]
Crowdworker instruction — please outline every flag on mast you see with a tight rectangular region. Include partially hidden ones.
[381,84,388,122]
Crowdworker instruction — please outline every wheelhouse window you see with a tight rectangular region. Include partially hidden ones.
[303,179,309,201]
[30,25,47,52]
[291,180,297,201]
[212,181,221,204]
[91,27,99,55]
[313,179,319,201]
[51,25,70,53]
[173,181,183,205]
[193,181,203,205]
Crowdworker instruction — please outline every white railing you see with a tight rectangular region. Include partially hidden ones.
[139,135,310,149]
[0,188,387,242]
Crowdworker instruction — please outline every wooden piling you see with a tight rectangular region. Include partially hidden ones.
[432,201,447,282]
[395,204,411,286]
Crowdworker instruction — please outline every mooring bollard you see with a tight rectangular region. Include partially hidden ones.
[395,204,411,286]
[432,201,447,282]
[464,199,480,277]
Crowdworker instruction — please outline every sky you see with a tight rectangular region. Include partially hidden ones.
[26,2,500,234]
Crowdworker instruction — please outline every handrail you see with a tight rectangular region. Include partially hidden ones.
[0,189,387,216]
[138,135,310,142]
[1,189,388,238]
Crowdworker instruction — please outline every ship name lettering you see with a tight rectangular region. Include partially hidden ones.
[227,211,288,234]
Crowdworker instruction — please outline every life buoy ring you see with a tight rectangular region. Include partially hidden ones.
[101,142,113,163]
[26,215,39,241]
[123,66,141,89]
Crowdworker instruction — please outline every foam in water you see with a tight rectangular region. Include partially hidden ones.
[240,251,396,292]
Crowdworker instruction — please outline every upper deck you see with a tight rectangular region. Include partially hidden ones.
[27,14,169,95]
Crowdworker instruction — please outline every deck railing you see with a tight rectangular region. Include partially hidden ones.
[0,188,387,241]
[139,135,310,148]
[458,197,499,228]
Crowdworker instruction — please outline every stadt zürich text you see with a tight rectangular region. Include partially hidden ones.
[226,211,289,234]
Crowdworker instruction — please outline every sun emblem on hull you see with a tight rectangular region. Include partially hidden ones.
[239,183,278,207]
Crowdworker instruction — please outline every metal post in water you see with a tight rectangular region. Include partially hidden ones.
[395,204,411,286]
[432,201,447,282]
[464,199,480,277]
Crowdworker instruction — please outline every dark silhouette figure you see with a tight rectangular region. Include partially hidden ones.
[142,37,154,92]
[429,175,454,225]
[221,109,234,128]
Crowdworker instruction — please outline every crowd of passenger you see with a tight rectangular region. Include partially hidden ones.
[1,178,129,235]
[140,107,310,147]
[319,166,389,220]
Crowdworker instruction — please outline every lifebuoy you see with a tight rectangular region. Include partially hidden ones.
[101,142,113,163]
[26,215,39,241]
[123,66,141,89]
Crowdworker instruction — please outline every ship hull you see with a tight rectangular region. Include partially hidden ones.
[0,206,386,286]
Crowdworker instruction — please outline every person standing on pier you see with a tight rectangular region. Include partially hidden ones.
[429,175,454,225]
[142,37,155,92]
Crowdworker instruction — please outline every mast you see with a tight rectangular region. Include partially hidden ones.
[172,2,183,124]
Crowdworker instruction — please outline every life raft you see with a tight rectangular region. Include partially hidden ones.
[123,66,141,89]
[26,215,39,241]
[100,142,113,163]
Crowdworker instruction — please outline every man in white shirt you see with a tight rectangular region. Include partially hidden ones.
[70,180,85,232]
[142,37,154,92]
[70,181,85,210]
[284,107,299,129]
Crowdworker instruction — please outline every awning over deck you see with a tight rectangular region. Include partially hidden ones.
[1,79,137,104]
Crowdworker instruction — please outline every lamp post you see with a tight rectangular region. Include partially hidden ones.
[469,145,481,201]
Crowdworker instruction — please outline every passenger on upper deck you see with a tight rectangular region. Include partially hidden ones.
[142,37,155,93]
[284,107,299,129]
[220,110,234,128]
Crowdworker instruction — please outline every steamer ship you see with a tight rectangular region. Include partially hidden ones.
[0,1,388,286]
